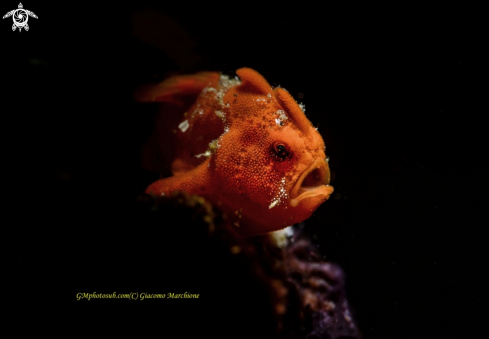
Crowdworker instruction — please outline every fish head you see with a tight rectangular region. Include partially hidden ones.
[211,68,334,235]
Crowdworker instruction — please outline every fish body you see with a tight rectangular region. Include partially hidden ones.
[137,68,333,236]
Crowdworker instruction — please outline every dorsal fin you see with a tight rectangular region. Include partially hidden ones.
[274,87,312,134]
[235,68,272,95]
[134,72,220,103]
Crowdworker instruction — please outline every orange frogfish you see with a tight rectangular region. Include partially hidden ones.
[136,68,334,236]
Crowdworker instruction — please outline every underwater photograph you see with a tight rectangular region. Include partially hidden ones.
[3,2,488,338]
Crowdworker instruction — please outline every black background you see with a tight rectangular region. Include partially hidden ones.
[3,2,488,338]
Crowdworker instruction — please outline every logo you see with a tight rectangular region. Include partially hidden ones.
[3,3,37,32]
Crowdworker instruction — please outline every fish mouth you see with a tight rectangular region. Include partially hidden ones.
[290,158,334,207]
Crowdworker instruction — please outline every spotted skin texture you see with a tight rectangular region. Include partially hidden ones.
[137,68,334,236]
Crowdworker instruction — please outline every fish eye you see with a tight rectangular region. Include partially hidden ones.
[273,143,289,158]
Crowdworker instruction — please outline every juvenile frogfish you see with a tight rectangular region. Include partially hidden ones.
[136,68,334,236]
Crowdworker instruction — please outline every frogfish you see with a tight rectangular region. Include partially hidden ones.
[136,68,334,236]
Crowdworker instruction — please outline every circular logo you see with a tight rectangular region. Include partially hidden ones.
[13,9,27,27]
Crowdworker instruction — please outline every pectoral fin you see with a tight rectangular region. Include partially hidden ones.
[145,158,214,197]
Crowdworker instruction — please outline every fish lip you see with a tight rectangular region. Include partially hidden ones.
[290,158,334,207]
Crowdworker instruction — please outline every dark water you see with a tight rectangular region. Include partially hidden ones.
[3,2,487,338]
